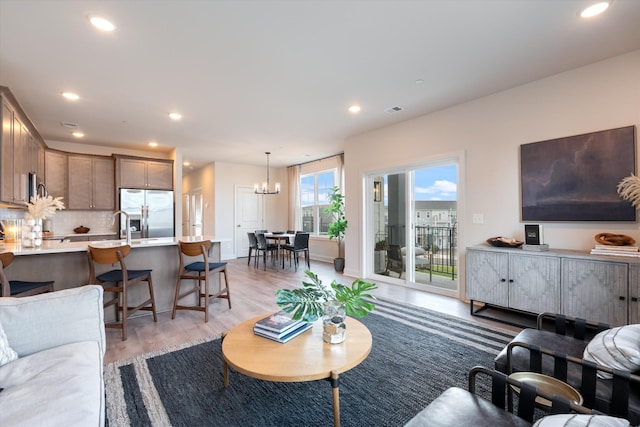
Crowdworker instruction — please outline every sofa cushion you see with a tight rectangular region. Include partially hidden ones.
[0,320,18,366]
[584,325,640,379]
[533,414,631,426]
[0,340,102,427]
[404,386,532,427]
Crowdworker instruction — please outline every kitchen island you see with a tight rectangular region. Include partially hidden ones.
[1,236,230,319]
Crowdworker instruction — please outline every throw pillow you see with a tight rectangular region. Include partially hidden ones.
[533,414,630,426]
[0,320,18,366]
[583,324,640,379]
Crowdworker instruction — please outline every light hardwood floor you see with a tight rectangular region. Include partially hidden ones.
[104,257,519,364]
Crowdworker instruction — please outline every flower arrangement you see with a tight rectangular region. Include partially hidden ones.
[26,195,65,220]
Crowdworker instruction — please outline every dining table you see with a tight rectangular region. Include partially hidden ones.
[264,232,296,269]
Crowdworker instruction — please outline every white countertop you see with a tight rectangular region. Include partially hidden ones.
[0,235,231,256]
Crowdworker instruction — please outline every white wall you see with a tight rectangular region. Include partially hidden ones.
[182,161,289,260]
[344,50,640,288]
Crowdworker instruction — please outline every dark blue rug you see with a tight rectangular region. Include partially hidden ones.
[105,298,517,426]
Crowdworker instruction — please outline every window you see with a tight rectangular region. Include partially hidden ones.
[300,170,335,235]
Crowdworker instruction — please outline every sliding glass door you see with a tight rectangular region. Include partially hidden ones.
[369,161,458,294]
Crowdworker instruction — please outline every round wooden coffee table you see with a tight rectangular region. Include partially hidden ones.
[222,314,373,427]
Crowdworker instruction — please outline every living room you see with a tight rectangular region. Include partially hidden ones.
[2,1,640,426]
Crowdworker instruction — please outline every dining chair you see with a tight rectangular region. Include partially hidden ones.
[247,232,258,266]
[255,233,278,270]
[282,232,310,271]
[0,252,54,297]
[172,240,231,323]
[87,244,157,341]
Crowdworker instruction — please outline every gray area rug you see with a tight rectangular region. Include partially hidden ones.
[104,297,517,426]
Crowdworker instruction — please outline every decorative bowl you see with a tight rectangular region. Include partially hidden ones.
[595,232,636,246]
[74,225,90,234]
[486,237,524,248]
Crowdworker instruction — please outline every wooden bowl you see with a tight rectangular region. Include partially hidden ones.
[74,226,90,234]
[486,237,524,248]
[595,233,635,246]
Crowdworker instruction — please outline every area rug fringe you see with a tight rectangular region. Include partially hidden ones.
[106,333,223,427]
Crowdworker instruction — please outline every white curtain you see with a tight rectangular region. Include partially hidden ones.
[288,164,301,231]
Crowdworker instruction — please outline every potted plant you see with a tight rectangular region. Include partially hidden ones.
[325,186,348,272]
[275,270,377,343]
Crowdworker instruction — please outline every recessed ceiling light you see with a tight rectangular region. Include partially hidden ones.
[72,131,85,138]
[183,161,191,167]
[89,16,116,31]
[348,105,361,114]
[168,112,182,120]
[580,1,610,18]
[61,92,80,101]
[148,141,158,147]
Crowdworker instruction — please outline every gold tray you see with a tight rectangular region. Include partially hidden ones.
[509,372,583,407]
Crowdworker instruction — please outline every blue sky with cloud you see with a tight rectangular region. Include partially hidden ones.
[414,165,457,201]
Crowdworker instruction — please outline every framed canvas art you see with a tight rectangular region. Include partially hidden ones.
[520,125,636,222]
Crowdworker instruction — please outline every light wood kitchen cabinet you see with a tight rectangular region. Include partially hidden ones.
[562,258,628,327]
[67,154,114,210]
[117,156,173,190]
[44,150,68,200]
[1,90,45,205]
[466,247,560,314]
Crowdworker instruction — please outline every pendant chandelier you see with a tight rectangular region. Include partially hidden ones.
[255,152,280,195]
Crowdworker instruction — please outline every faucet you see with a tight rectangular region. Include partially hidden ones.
[112,210,131,245]
[37,182,47,198]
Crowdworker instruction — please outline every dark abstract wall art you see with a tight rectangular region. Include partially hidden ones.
[520,126,636,221]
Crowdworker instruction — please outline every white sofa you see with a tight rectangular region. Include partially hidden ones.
[0,285,105,427]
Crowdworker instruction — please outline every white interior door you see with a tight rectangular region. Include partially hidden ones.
[190,190,203,236]
[235,186,264,258]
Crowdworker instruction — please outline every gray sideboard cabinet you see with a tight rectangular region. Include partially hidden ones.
[467,245,640,327]
[466,247,561,316]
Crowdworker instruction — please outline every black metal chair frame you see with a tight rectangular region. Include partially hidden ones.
[282,232,310,271]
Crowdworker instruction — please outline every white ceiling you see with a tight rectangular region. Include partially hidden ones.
[1,1,640,169]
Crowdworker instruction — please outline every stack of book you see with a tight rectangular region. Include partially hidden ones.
[590,244,640,257]
[253,310,312,343]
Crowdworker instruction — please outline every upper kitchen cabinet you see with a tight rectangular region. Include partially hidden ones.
[0,87,46,206]
[116,155,173,190]
[67,154,115,210]
[44,150,68,200]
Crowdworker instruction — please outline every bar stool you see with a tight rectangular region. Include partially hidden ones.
[0,252,54,297]
[87,244,157,341]
[172,240,231,323]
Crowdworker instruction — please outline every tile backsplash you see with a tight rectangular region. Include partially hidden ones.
[0,208,117,237]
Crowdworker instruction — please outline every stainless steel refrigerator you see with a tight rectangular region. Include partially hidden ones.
[119,189,174,238]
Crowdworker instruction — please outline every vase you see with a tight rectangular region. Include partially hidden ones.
[22,218,43,248]
[322,300,346,344]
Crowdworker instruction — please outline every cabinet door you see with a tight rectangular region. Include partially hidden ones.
[508,253,560,314]
[92,157,115,210]
[562,258,628,326]
[629,265,640,324]
[1,100,13,203]
[146,160,173,189]
[119,158,147,189]
[12,115,25,203]
[45,151,67,200]
[466,249,509,306]
[67,155,92,209]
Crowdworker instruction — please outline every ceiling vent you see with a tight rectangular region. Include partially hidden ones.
[60,122,79,129]
[385,106,403,113]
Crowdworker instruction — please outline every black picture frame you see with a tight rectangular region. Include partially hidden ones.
[520,126,637,222]
[524,224,542,245]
